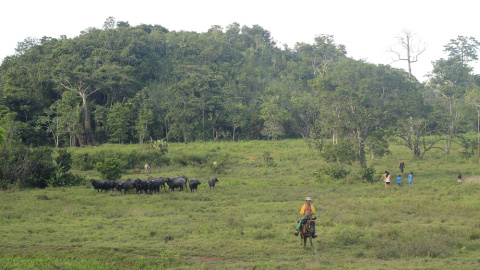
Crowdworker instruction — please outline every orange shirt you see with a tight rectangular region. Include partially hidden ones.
[300,204,316,216]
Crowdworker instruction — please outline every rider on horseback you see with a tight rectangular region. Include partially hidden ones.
[294,197,317,238]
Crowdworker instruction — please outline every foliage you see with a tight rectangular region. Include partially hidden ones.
[72,148,170,171]
[357,167,376,183]
[72,153,95,171]
[47,158,85,187]
[0,127,6,146]
[321,139,358,164]
[2,20,480,168]
[0,142,54,189]
[151,139,169,154]
[55,148,73,173]
[314,164,350,182]
[94,158,122,180]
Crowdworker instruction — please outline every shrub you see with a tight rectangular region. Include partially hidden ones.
[321,139,358,164]
[55,148,72,173]
[314,164,350,182]
[73,153,94,171]
[72,150,170,171]
[0,142,55,189]
[151,139,169,155]
[48,156,85,187]
[94,158,122,180]
[170,153,207,166]
[358,167,376,183]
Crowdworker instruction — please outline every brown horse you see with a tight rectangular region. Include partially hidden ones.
[299,216,316,254]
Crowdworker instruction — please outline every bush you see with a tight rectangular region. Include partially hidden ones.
[314,164,350,182]
[0,142,55,189]
[170,153,207,166]
[94,158,122,180]
[73,153,94,171]
[151,139,169,154]
[321,139,358,164]
[358,167,376,183]
[55,148,73,173]
[48,155,85,187]
[72,149,170,171]
[48,171,86,187]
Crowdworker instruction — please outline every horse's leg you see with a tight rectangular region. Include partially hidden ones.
[309,235,314,254]
[303,235,307,250]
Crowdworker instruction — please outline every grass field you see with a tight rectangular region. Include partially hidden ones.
[1,139,480,269]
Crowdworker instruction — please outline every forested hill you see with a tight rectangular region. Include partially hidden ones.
[1,18,480,162]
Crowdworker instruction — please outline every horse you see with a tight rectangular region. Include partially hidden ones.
[144,164,151,174]
[299,216,316,254]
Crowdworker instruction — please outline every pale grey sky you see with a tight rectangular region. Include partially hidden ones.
[1,0,479,81]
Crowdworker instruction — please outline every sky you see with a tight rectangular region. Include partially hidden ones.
[1,0,479,82]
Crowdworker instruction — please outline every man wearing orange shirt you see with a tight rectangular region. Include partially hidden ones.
[294,197,317,238]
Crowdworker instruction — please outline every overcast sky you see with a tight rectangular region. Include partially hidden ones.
[1,0,479,81]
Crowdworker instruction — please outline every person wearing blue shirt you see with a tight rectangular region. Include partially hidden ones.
[397,175,402,186]
[408,172,413,186]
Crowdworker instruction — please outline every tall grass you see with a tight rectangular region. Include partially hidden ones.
[1,139,480,269]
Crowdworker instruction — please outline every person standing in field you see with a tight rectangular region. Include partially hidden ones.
[408,172,414,186]
[385,172,391,188]
[458,173,462,185]
[396,175,402,186]
[399,160,405,173]
[380,171,388,183]
[294,197,317,238]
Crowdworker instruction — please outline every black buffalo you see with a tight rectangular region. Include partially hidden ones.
[188,178,201,193]
[147,177,168,194]
[90,179,104,192]
[90,179,116,192]
[167,176,188,191]
[208,177,219,189]
[134,179,149,194]
[115,178,135,194]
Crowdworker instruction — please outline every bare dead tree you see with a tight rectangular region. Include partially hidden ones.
[389,30,427,80]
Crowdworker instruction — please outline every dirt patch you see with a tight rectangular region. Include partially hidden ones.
[464,176,480,184]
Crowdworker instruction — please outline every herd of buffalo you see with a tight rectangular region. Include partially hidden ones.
[89,176,219,194]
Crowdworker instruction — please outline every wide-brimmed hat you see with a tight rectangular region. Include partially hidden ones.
[305,197,311,201]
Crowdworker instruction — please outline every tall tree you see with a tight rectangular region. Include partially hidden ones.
[295,34,347,79]
[259,94,290,140]
[37,90,82,147]
[429,36,479,154]
[15,37,40,55]
[134,90,154,147]
[443,36,480,66]
[465,83,480,154]
[106,102,132,143]
[313,59,418,168]
[389,30,426,80]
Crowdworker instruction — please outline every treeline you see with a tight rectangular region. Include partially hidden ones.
[1,18,480,168]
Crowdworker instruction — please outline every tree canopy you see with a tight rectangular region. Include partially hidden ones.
[1,18,480,169]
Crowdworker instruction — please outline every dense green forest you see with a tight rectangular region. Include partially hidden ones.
[1,17,480,180]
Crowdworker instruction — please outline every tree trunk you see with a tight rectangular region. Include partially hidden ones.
[478,108,480,155]
[80,92,95,145]
[359,145,367,169]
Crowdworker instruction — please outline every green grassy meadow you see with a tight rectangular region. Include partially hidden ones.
[1,139,480,269]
